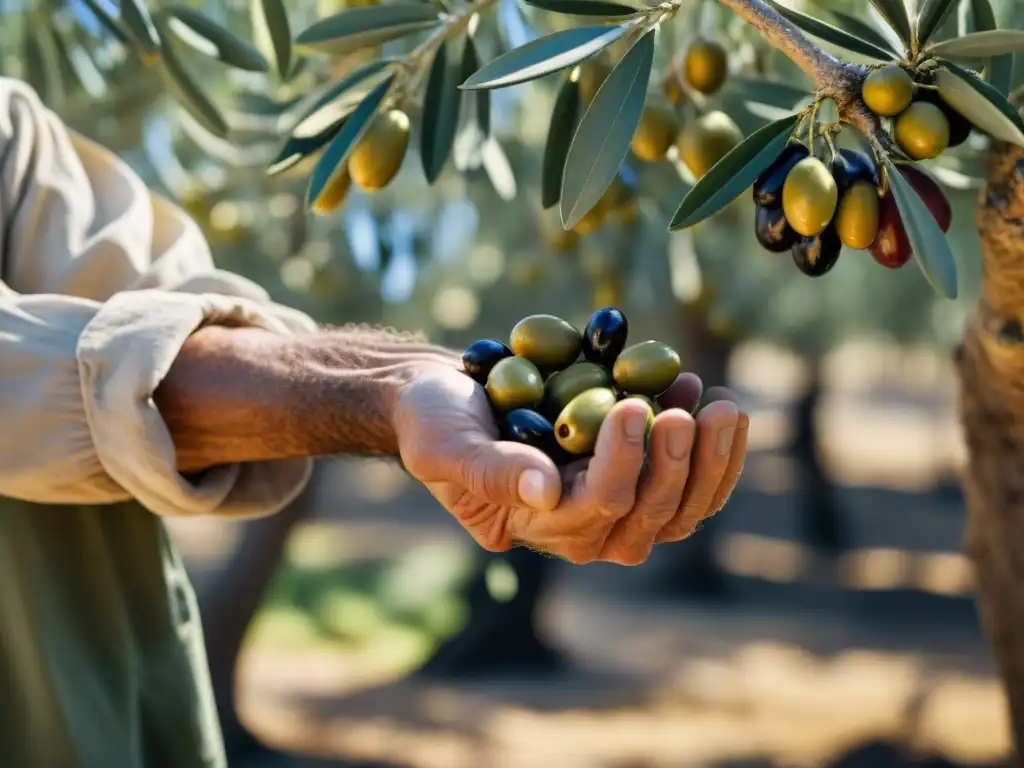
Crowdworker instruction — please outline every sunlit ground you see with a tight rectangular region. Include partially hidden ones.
[169,340,1005,767]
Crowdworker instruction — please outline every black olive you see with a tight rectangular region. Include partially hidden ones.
[753,142,810,207]
[754,204,800,252]
[502,408,565,460]
[462,339,514,384]
[915,88,972,148]
[830,148,879,191]
[792,227,842,277]
[582,306,629,367]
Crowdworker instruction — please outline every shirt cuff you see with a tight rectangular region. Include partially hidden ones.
[77,288,314,519]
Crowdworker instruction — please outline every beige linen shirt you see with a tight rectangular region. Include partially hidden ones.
[0,76,316,766]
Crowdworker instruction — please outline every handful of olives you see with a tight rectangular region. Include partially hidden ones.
[461,308,682,463]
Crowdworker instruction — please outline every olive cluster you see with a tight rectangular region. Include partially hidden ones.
[862,64,973,161]
[461,308,682,463]
[752,143,951,275]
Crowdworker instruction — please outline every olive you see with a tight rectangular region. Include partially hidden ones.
[791,227,841,277]
[898,164,951,232]
[612,341,682,397]
[554,387,618,455]
[782,157,839,237]
[310,166,351,216]
[624,392,662,417]
[754,204,800,252]
[631,101,681,163]
[462,339,514,384]
[662,69,687,106]
[582,306,629,367]
[834,181,880,250]
[349,109,411,190]
[862,64,915,117]
[684,38,729,95]
[894,101,950,160]
[868,190,911,269]
[915,88,972,147]
[510,314,583,370]
[502,409,559,456]
[572,202,607,236]
[753,142,810,207]
[677,110,743,180]
[486,356,545,412]
[543,362,613,419]
[830,148,879,191]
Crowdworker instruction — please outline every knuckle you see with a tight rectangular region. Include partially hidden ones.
[598,488,636,518]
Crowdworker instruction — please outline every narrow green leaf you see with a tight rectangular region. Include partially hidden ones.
[461,24,628,91]
[884,160,958,299]
[165,5,269,72]
[763,0,896,61]
[306,74,394,209]
[868,0,912,48]
[935,64,1024,146]
[268,117,346,176]
[120,0,161,57]
[295,5,440,56]
[421,42,460,183]
[157,26,229,138]
[828,10,902,56]
[928,30,1024,57]
[915,0,958,49]
[968,0,1013,97]
[461,36,490,136]
[728,75,813,109]
[541,72,580,209]
[253,0,292,80]
[521,0,638,16]
[291,58,394,136]
[669,113,799,231]
[560,30,654,229]
[80,0,132,44]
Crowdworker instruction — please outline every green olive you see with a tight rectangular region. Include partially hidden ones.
[485,356,545,412]
[554,387,618,455]
[861,64,915,117]
[543,362,613,419]
[894,101,950,160]
[781,157,839,237]
[834,180,880,250]
[509,314,583,370]
[624,393,662,415]
[612,341,682,397]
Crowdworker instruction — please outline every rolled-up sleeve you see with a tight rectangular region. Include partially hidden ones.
[0,77,316,519]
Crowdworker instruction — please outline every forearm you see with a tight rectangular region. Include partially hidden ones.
[155,324,461,472]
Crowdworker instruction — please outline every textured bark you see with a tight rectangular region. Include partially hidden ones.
[957,90,1024,764]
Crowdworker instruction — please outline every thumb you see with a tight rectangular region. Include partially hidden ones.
[446,438,562,511]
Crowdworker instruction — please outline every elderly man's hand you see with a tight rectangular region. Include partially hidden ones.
[394,366,748,565]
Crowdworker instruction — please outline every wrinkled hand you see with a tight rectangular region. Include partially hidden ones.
[395,365,749,565]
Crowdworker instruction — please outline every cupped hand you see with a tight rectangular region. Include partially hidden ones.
[394,365,749,565]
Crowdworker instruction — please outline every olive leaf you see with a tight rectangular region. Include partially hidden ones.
[868,0,912,48]
[22,25,62,106]
[482,137,517,201]
[928,30,1024,57]
[461,24,629,90]
[462,36,490,137]
[421,42,461,183]
[156,21,229,138]
[669,112,800,231]
[290,58,394,137]
[915,0,958,49]
[521,0,639,16]
[560,30,654,230]
[120,0,161,57]
[306,73,394,209]
[79,0,132,44]
[935,64,1024,147]
[165,5,269,72]
[762,0,895,61]
[295,5,441,56]
[884,159,958,299]
[969,0,1013,97]
[268,116,346,176]
[827,10,902,56]
[252,0,292,80]
[542,72,580,209]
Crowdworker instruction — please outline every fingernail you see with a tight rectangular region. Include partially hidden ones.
[519,469,554,509]
[716,425,737,456]
[624,411,647,441]
[667,426,691,460]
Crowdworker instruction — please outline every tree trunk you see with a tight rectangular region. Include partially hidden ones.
[956,94,1024,763]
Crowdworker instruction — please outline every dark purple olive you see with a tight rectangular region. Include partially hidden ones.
[502,408,564,459]
[830,148,879,191]
[753,142,810,207]
[754,204,800,252]
[582,306,629,368]
[462,339,514,384]
[916,88,972,147]
[791,227,841,277]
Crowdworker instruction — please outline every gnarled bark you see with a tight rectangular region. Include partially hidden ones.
[957,90,1024,764]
